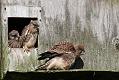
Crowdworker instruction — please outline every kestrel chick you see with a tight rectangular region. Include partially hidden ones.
[8,30,22,48]
[22,20,39,52]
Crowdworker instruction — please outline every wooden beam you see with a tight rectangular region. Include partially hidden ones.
[0,0,3,79]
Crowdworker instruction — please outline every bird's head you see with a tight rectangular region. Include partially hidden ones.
[74,44,85,57]
[9,30,20,40]
[27,20,39,34]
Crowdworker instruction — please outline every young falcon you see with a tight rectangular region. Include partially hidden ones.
[8,30,22,48]
[35,41,85,70]
[21,20,39,52]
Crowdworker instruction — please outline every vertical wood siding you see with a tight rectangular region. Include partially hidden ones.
[40,0,119,71]
[1,0,119,72]
[0,0,3,78]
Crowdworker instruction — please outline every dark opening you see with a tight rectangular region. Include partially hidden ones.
[8,17,38,48]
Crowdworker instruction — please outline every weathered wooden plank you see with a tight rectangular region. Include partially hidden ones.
[0,26,2,79]
[1,1,9,78]
[1,26,8,76]
[40,0,119,71]
[1,0,119,73]
[6,5,41,18]
[8,48,39,71]
[0,0,3,78]
[2,0,41,6]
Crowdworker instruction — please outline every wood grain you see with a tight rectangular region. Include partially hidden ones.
[1,0,119,73]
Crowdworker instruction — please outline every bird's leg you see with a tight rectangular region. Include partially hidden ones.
[23,46,30,53]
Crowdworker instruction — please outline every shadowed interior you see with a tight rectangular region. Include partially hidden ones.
[8,17,38,47]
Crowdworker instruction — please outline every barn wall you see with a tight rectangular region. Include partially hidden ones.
[0,0,3,79]
[39,0,119,71]
[1,0,41,73]
[1,0,119,73]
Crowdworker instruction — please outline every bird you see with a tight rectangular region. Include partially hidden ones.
[8,30,23,48]
[36,52,76,70]
[21,20,39,52]
[35,41,85,70]
[37,41,76,60]
[74,44,85,57]
[21,20,39,36]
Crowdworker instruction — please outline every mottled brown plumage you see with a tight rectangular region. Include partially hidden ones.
[21,20,39,36]
[22,20,39,52]
[38,41,76,60]
[8,30,22,48]
[37,52,76,70]
[36,41,85,70]
[48,41,76,53]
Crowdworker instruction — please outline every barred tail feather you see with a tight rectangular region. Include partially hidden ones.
[35,61,50,71]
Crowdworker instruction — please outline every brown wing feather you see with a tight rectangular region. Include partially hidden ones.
[21,26,29,36]
[48,41,76,54]
[22,20,39,50]
[8,40,22,48]
[37,51,76,70]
